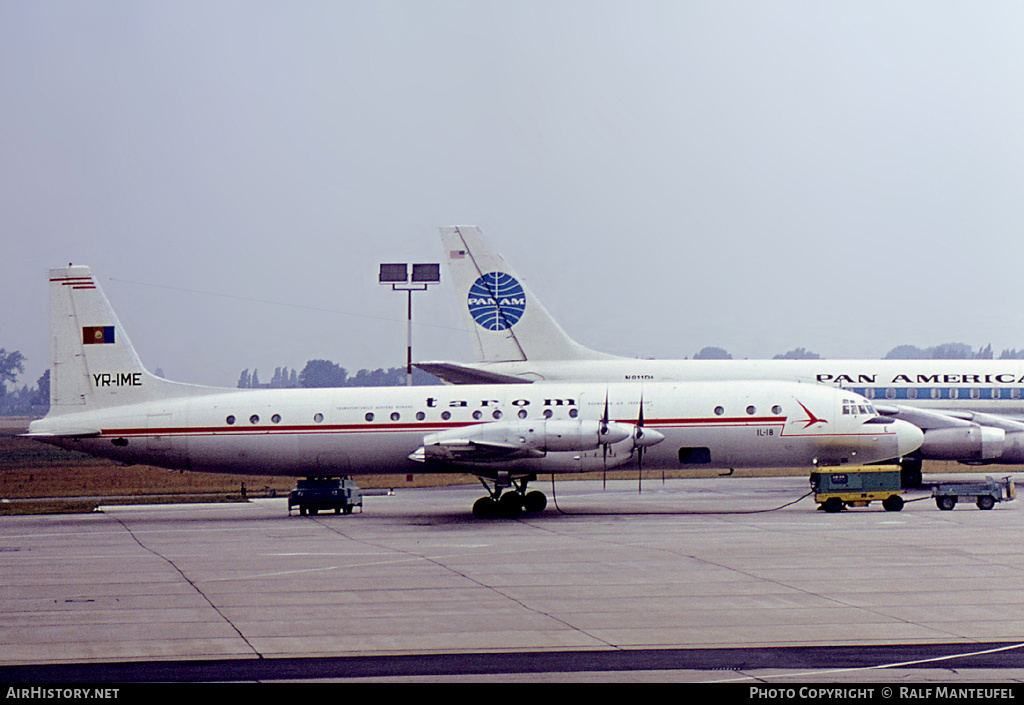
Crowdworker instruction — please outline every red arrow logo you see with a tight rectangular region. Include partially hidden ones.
[796,400,828,429]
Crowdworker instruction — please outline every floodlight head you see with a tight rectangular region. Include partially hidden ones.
[379,263,408,284]
[411,263,441,284]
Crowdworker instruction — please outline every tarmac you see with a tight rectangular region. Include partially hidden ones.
[2,474,1024,684]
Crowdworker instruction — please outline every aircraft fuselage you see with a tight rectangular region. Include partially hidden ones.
[29,380,918,476]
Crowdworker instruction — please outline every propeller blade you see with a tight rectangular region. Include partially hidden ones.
[637,392,644,494]
[601,391,610,436]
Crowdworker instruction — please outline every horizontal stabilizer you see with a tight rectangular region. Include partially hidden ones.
[414,361,530,385]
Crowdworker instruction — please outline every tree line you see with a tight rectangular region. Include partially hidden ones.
[0,349,49,416]
[236,361,441,389]
[693,344,1024,361]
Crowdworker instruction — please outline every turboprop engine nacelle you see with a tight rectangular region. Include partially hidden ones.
[410,419,651,464]
[435,419,633,452]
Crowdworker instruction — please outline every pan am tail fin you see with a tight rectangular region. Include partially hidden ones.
[441,225,621,363]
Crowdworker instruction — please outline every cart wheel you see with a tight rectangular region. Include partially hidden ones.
[977,495,996,510]
[936,495,956,511]
[822,497,844,513]
[882,495,904,512]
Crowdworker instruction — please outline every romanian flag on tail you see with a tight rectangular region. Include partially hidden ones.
[83,326,115,345]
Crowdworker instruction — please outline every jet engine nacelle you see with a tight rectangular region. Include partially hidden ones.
[985,430,1024,463]
[919,425,1005,461]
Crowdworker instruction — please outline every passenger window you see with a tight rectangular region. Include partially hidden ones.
[416,411,425,421]
[249,415,260,424]
[391,412,401,421]
[518,409,528,419]
[745,405,756,415]
[365,412,374,422]
[714,406,725,416]
[314,413,324,423]
[473,410,483,420]
[226,415,236,425]
[771,405,782,415]
[441,411,451,420]
[271,414,281,424]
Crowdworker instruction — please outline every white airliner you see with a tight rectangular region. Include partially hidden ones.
[419,225,1024,486]
[24,265,921,518]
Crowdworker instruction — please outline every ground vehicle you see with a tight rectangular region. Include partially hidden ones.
[810,466,904,513]
[289,477,363,516]
[932,476,1016,510]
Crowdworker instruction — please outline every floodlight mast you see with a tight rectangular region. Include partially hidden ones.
[379,263,440,386]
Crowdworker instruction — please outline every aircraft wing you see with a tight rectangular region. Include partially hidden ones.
[409,439,545,464]
[21,429,102,439]
[875,404,1024,432]
[414,361,529,385]
[873,405,979,429]
[875,404,1017,463]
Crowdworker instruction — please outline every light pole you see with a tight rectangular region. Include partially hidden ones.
[379,262,440,386]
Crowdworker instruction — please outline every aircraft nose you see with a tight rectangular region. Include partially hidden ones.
[892,419,924,457]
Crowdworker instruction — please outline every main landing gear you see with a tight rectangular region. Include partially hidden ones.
[472,473,547,520]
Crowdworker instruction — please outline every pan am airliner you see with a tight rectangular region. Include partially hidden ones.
[24,265,920,518]
[419,226,1024,487]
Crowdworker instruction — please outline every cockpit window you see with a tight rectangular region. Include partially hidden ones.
[843,399,876,416]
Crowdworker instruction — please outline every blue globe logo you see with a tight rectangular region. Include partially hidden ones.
[467,272,527,331]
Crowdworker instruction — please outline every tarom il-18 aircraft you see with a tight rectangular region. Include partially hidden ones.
[25,265,922,518]
[418,225,1024,488]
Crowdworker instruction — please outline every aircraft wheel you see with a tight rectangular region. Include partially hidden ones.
[822,497,844,513]
[523,490,547,513]
[900,460,923,489]
[936,495,956,511]
[473,496,498,520]
[882,495,904,512]
[497,492,523,519]
[977,495,996,510]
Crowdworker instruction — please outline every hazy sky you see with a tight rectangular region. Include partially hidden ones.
[3,1,1023,388]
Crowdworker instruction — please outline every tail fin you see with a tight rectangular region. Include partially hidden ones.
[441,226,621,362]
[46,265,210,412]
